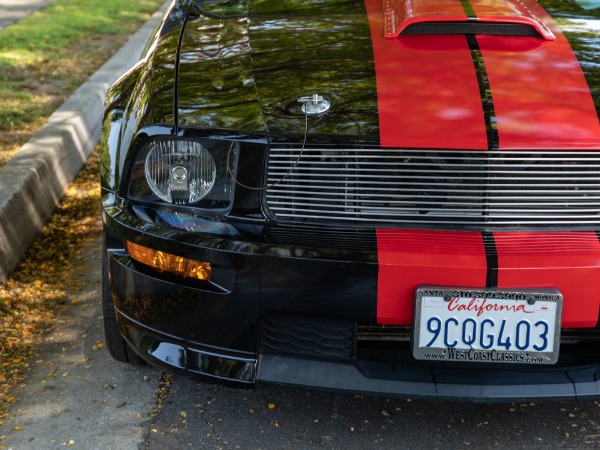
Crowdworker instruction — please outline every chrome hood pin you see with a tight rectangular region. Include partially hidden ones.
[298,94,331,115]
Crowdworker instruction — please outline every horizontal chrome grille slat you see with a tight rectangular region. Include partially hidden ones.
[268,175,600,183]
[265,146,600,228]
[267,181,600,190]
[270,215,600,224]
[269,207,600,216]
[268,162,600,171]
[268,150,600,159]
[267,192,600,201]
[268,203,600,211]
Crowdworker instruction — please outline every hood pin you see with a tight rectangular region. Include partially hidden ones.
[298,94,331,115]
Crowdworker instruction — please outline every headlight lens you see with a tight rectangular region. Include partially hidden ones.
[128,138,238,214]
[145,140,216,204]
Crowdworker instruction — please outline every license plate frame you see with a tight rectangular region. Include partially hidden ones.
[413,287,563,365]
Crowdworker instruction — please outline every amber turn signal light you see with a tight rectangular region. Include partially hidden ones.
[125,241,211,281]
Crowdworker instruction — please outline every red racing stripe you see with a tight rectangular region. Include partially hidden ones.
[494,232,600,328]
[364,0,489,150]
[376,229,487,325]
[471,0,600,149]
[377,230,600,327]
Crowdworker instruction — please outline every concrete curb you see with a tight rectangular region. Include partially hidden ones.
[0,3,168,283]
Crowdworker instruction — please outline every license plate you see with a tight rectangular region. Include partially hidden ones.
[413,287,562,365]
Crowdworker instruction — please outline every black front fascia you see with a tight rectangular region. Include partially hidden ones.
[103,205,379,352]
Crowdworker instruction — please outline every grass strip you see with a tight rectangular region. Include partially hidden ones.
[0,0,164,168]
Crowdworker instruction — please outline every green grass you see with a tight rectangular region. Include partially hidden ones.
[0,0,163,166]
[0,0,161,55]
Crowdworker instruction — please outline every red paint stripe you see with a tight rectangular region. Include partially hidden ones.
[364,0,488,150]
[376,229,487,325]
[471,0,600,149]
[494,232,600,327]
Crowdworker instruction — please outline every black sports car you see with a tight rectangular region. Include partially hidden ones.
[101,0,600,400]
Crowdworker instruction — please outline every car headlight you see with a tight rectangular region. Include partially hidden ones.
[128,138,238,214]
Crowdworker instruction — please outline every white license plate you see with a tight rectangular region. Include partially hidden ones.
[413,287,562,365]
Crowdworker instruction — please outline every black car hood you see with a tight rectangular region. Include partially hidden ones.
[172,0,600,146]
[175,0,379,139]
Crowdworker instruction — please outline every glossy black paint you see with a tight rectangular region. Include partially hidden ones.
[101,0,600,397]
[100,3,184,194]
[103,194,379,345]
[539,0,600,116]
[177,0,378,137]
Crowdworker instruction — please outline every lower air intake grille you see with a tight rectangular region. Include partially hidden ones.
[265,146,600,229]
[261,314,355,360]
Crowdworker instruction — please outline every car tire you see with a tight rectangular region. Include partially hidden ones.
[102,245,143,364]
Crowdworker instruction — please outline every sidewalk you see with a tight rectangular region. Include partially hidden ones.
[0,2,169,282]
[0,0,54,29]
[0,236,159,449]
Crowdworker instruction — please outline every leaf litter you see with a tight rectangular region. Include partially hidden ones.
[0,147,102,423]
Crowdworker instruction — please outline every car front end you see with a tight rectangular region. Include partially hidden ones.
[101,0,600,401]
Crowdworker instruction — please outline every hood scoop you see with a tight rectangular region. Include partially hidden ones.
[384,0,556,41]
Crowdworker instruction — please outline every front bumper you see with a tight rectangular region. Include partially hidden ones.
[258,354,600,402]
[104,204,600,401]
[116,296,600,401]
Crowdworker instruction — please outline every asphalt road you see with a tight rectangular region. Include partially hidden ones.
[2,236,600,449]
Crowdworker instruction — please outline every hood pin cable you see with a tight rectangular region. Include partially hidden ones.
[227,95,326,191]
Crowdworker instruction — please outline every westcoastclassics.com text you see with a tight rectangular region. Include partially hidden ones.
[423,347,544,364]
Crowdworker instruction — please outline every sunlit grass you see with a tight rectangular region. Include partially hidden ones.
[0,0,161,51]
[0,0,163,167]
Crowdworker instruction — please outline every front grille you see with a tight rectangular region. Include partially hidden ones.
[265,146,600,229]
